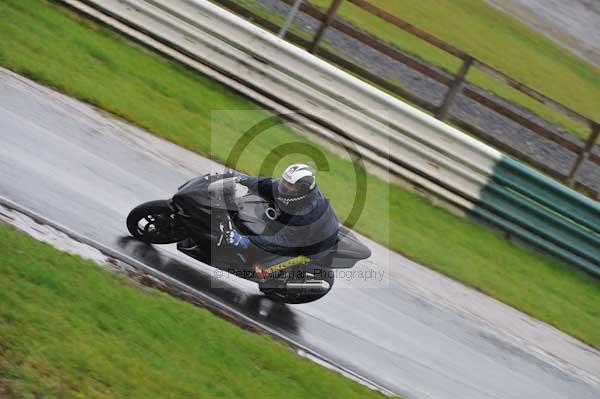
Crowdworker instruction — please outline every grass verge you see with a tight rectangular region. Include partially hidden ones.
[0,224,386,398]
[1,0,599,353]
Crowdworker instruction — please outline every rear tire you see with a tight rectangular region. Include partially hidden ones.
[126,200,186,244]
[261,264,335,304]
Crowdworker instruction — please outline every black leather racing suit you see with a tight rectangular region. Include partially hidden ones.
[239,176,339,257]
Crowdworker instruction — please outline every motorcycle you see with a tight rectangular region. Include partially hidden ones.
[126,172,371,303]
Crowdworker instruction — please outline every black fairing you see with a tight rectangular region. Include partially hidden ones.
[171,175,213,240]
[173,174,238,214]
[336,226,371,258]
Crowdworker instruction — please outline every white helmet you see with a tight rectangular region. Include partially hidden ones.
[276,164,316,206]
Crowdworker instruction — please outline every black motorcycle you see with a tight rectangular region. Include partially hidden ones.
[126,173,371,304]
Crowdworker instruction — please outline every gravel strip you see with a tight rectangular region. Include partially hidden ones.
[254,0,600,194]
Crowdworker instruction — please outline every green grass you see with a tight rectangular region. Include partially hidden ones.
[1,0,600,355]
[234,0,600,141]
[0,224,387,398]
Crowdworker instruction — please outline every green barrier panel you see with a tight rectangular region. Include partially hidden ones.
[470,206,600,277]
[473,156,600,276]
[493,157,600,235]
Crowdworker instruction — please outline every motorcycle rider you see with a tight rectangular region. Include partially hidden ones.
[228,164,339,259]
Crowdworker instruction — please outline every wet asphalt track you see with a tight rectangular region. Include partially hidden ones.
[1,68,600,398]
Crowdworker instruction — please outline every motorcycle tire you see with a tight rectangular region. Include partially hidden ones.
[126,200,187,244]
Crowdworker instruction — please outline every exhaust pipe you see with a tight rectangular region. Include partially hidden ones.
[285,280,330,293]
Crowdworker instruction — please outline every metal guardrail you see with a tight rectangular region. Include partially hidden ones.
[60,0,600,276]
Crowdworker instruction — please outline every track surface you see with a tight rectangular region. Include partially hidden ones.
[1,68,600,399]
[486,0,600,68]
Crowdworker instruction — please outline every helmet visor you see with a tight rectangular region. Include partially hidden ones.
[278,179,301,197]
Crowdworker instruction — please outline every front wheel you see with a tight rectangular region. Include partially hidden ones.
[261,264,335,304]
[126,200,187,244]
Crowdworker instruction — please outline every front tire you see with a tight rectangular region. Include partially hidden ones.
[126,200,186,244]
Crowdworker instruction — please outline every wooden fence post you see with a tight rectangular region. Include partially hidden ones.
[436,56,473,120]
[567,123,600,186]
[308,0,344,53]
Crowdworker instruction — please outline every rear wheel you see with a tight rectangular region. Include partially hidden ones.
[260,264,335,304]
[126,200,187,244]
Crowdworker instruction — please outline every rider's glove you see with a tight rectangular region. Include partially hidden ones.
[226,230,250,249]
